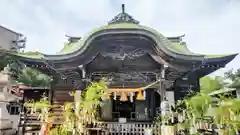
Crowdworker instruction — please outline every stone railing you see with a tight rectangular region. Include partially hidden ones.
[95,122,161,135]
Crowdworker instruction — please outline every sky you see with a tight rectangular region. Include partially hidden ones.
[0,0,239,75]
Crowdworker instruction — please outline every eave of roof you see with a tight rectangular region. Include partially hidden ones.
[11,51,43,59]
[203,53,238,65]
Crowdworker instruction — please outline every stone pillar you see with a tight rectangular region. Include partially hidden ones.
[0,72,18,132]
[74,90,82,115]
[74,90,82,101]
[166,91,174,107]
[49,76,54,104]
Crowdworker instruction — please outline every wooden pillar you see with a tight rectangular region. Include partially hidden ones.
[78,65,89,88]
[160,65,168,101]
[49,75,56,104]
[150,90,155,119]
[48,88,53,104]
[196,77,200,92]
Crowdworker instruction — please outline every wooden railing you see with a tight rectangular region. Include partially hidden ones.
[96,122,161,135]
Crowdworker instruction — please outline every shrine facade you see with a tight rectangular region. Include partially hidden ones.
[0,4,237,123]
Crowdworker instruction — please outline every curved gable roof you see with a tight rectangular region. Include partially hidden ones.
[58,23,201,56]
[1,5,237,67]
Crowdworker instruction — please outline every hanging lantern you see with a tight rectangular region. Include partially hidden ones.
[120,92,128,101]
[136,91,145,100]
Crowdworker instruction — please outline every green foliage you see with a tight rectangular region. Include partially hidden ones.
[24,95,51,122]
[3,55,25,78]
[225,68,240,89]
[200,76,225,94]
[171,72,240,134]
[16,67,52,87]
[49,80,108,135]
[213,96,240,134]
[184,93,212,118]
[77,80,108,124]
[49,125,70,135]
[174,93,240,134]
[2,56,51,87]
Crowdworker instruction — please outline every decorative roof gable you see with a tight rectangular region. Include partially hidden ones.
[108,4,139,24]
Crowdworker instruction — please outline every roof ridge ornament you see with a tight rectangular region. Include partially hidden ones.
[108,4,140,25]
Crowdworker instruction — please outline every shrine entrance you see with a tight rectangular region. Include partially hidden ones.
[112,96,135,119]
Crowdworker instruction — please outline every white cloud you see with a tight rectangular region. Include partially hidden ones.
[0,0,239,74]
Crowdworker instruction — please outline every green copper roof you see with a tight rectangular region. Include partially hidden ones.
[169,42,236,59]
[11,51,43,59]
[204,54,235,59]
[168,42,200,56]
[59,23,155,54]
[58,23,202,56]
[7,22,237,61]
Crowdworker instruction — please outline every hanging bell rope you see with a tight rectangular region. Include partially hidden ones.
[108,79,161,92]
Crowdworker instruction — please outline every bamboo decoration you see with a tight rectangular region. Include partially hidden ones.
[120,92,128,101]
[136,91,145,100]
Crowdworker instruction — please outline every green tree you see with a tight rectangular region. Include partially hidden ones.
[225,68,240,89]
[2,55,51,87]
[200,76,225,94]
[3,55,25,78]
[16,67,52,87]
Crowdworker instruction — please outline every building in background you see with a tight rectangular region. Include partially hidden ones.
[0,25,25,133]
[0,25,26,52]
